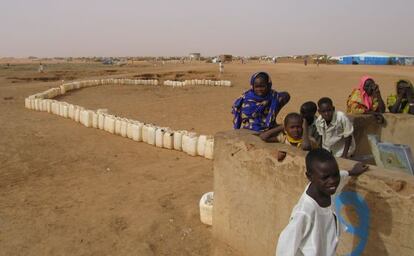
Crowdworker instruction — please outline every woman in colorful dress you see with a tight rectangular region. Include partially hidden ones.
[346,76,385,123]
[387,79,414,115]
[232,72,290,132]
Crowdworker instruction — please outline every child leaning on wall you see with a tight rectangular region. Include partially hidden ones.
[260,113,318,161]
[300,101,320,142]
[275,148,368,256]
[315,97,356,158]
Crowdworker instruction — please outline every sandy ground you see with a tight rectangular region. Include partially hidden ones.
[1,62,414,256]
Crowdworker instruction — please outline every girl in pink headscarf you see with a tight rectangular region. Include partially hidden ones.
[346,76,385,122]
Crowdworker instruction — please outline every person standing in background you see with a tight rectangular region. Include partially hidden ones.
[219,61,224,74]
[38,62,44,73]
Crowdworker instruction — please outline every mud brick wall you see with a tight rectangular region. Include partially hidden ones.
[212,130,414,256]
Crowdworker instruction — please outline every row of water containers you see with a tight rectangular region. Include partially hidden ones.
[164,79,232,87]
[24,98,214,159]
[27,79,160,101]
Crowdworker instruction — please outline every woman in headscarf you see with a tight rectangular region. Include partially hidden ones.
[232,72,290,132]
[387,79,414,115]
[346,76,385,123]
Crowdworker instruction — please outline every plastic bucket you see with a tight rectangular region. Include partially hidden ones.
[199,192,214,226]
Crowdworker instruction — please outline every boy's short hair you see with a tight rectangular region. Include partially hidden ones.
[305,148,336,175]
[317,97,334,108]
[284,112,303,127]
[300,101,317,114]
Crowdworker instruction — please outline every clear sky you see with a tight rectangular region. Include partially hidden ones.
[1,0,413,57]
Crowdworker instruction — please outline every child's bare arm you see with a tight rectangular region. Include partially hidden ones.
[348,162,369,176]
[260,125,284,142]
[341,136,352,158]
[301,119,311,151]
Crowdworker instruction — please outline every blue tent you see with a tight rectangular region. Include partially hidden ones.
[336,52,414,65]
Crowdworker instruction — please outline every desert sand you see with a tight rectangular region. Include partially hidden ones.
[1,61,414,255]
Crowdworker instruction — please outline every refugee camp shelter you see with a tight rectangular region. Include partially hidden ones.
[219,54,233,63]
[336,51,414,65]
[189,53,201,60]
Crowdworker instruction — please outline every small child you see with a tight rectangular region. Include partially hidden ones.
[300,101,320,142]
[316,97,355,158]
[260,113,318,161]
[276,148,368,256]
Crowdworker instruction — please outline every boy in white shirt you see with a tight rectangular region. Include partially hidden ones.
[316,97,356,158]
[276,148,368,256]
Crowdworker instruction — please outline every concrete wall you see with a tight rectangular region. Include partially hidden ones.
[212,130,414,256]
[350,113,414,157]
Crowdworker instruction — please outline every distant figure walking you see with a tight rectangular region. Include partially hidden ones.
[38,62,44,73]
[304,57,308,66]
[219,62,224,74]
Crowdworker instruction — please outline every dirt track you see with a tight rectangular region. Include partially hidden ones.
[1,62,413,255]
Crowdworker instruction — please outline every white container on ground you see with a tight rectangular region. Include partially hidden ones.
[44,100,51,112]
[28,97,35,109]
[60,85,66,94]
[120,119,128,137]
[146,125,156,145]
[204,137,214,160]
[163,130,174,149]
[34,99,40,111]
[40,100,46,111]
[62,104,69,118]
[199,192,214,226]
[37,99,43,111]
[98,113,105,130]
[131,122,143,141]
[46,100,53,113]
[68,104,75,119]
[155,128,165,148]
[183,132,198,156]
[173,130,185,151]
[126,121,134,139]
[29,98,35,110]
[81,110,93,127]
[142,124,149,143]
[58,102,65,117]
[197,135,207,156]
[182,132,189,154]
[74,107,84,123]
[115,118,122,135]
[104,115,116,134]
[52,102,59,115]
[92,112,99,128]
